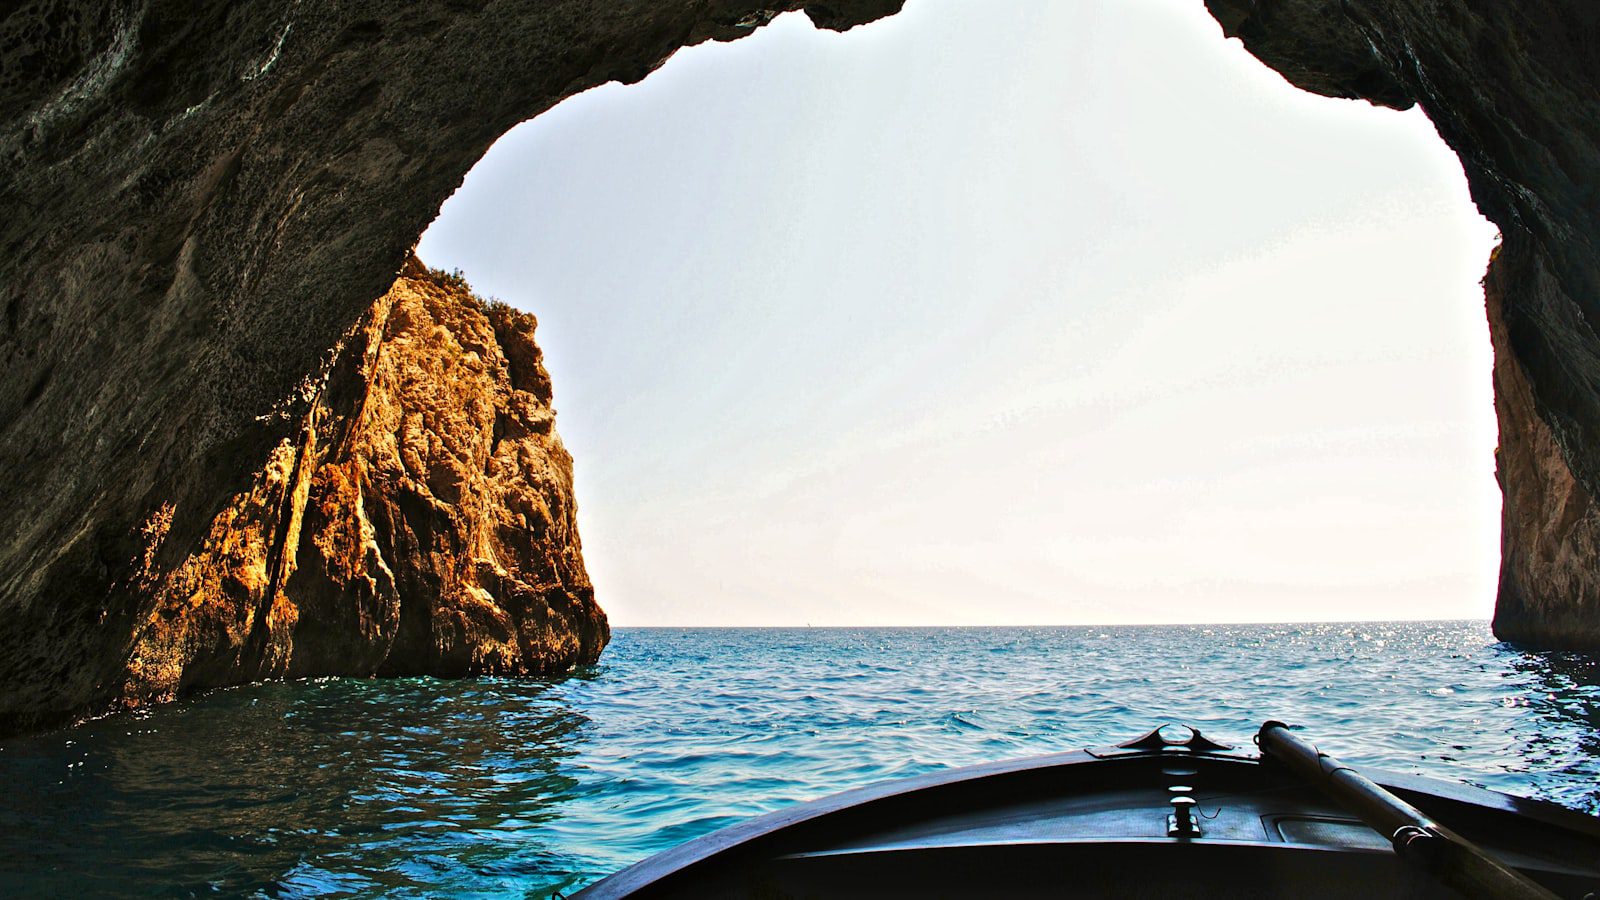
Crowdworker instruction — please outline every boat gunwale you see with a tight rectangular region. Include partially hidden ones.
[573,743,1600,898]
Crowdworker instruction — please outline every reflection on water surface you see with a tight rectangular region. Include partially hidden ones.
[1,678,596,896]
[0,622,1595,897]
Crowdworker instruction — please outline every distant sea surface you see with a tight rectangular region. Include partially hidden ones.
[2,622,1598,897]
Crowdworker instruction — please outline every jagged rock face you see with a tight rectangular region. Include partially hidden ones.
[122,255,605,710]
[3,0,1600,732]
[0,0,900,735]
[1202,2,1600,647]
[1489,251,1600,649]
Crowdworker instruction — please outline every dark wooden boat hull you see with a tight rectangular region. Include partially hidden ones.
[574,727,1600,899]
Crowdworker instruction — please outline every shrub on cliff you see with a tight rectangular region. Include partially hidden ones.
[422,265,513,315]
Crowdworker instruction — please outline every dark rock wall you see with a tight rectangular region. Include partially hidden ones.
[1202,1,1600,646]
[1489,248,1600,648]
[0,0,900,735]
[3,0,1599,732]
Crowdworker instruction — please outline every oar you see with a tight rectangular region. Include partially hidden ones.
[1257,721,1561,900]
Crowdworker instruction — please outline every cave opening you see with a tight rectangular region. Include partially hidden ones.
[415,0,1500,628]
[9,2,1600,894]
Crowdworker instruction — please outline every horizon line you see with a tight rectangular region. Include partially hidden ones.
[608,617,1491,629]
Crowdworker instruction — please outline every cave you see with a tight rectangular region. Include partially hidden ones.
[2,0,1599,737]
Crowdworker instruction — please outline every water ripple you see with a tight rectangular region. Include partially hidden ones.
[0,622,1597,897]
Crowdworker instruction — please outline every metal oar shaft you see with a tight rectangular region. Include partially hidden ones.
[1257,721,1561,900]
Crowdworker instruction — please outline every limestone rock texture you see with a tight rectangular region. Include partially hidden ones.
[4,0,1600,733]
[121,255,606,704]
[0,0,901,735]
[1201,1,1600,648]
[1489,252,1600,649]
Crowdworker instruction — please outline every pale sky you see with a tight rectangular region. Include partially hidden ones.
[417,0,1502,626]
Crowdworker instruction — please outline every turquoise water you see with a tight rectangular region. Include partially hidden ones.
[2,621,1597,897]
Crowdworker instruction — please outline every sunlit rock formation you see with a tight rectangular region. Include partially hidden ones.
[0,0,898,735]
[123,255,605,710]
[1202,1,1600,648]
[3,0,1600,734]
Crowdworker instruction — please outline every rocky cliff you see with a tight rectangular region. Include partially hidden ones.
[1201,2,1600,647]
[121,254,605,711]
[1489,249,1600,648]
[2,0,1599,734]
[0,1,900,735]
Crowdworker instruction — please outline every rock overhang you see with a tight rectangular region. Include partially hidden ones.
[3,0,1599,735]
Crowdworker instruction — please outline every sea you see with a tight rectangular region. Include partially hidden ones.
[1,621,1597,898]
